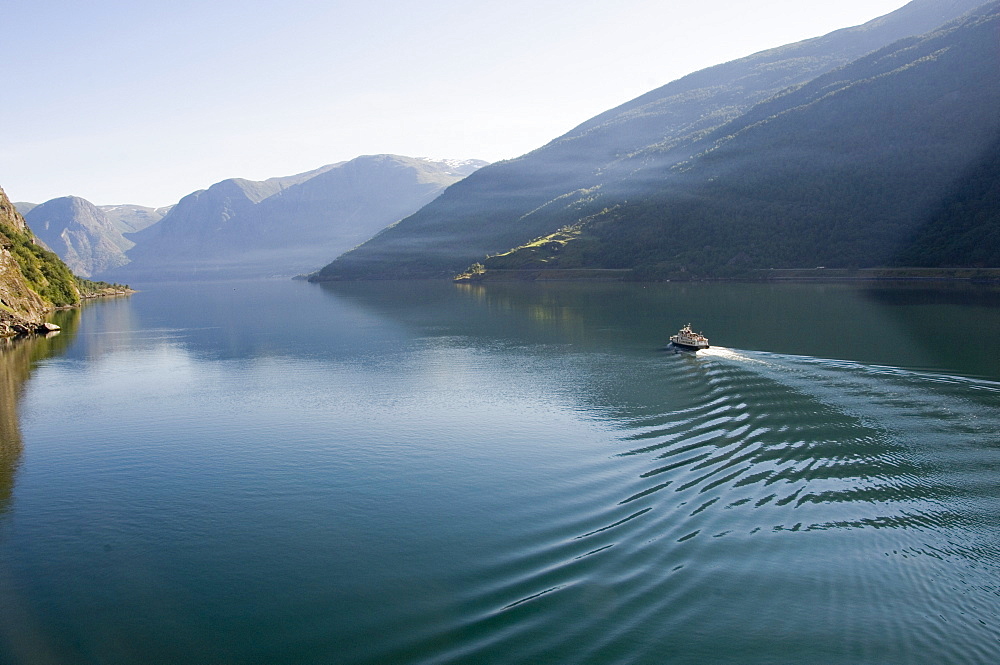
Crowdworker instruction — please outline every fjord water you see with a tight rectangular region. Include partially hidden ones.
[1,280,999,664]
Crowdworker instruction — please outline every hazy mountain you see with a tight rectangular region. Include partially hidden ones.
[312,0,989,280]
[124,164,339,253]
[472,1,1000,278]
[108,155,486,281]
[25,197,130,278]
[18,199,171,278]
[100,204,172,235]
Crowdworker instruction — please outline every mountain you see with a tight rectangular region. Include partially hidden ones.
[0,186,81,335]
[893,135,1000,267]
[106,155,486,281]
[474,1,1000,278]
[311,0,990,281]
[99,204,171,236]
[19,199,169,278]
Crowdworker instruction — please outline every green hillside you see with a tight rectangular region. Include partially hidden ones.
[0,186,78,334]
[0,216,80,307]
[312,0,988,281]
[0,186,133,336]
[469,2,1000,280]
[894,136,1000,267]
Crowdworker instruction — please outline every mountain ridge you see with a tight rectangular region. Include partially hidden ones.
[26,197,134,278]
[472,1,1000,279]
[103,154,487,281]
[19,200,169,278]
[312,0,990,281]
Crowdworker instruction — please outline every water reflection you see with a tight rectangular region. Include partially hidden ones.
[5,281,1000,664]
[0,308,78,514]
[320,279,1000,660]
[859,282,1000,379]
[321,281,1000,538]
[324,280,1000,378]
[615,351,968,534]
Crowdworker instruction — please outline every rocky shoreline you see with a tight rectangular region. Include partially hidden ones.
[0,287,134,338]
[0,310,61,337]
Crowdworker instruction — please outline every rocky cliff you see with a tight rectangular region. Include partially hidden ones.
[0,186,80,336]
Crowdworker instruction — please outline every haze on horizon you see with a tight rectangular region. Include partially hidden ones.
[4,0,907,207]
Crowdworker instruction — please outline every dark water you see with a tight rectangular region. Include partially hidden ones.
[1,280,999,664]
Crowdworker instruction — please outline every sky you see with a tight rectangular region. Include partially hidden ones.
[3,0,909,207]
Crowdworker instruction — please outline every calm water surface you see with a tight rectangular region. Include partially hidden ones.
[1,280,999,664]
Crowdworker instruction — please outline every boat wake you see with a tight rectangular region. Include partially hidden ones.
[449,345,1000,663]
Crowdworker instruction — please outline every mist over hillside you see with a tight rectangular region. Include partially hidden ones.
[896,136,1000,267]
[312,0,991,281]
[480,1,1000,279]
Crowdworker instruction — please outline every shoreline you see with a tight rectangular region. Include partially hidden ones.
[454,267,1000,284]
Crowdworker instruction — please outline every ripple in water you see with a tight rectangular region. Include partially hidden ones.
[404,348,1000,665]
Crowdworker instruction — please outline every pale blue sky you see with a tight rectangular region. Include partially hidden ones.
[4,0,907,206]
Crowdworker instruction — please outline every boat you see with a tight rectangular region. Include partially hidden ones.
[669,323,709,351]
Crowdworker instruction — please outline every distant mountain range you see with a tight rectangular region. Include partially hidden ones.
[21,199,168,277]
[17,0,997,284]
[312,0,997,281]
[19,155,486,281]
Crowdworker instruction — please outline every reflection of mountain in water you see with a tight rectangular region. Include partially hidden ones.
[317,280,1000,661]
[317,281,1000,534]
[319,279,1000,537]
[2,280,998,664]
[0,308,78,513]
[321,280,1000,380]
[858,283,1000,379]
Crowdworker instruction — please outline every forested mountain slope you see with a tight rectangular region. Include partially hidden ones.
[313,0,987,280]
[894,136,1000,267]
[477,1,1000,278]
